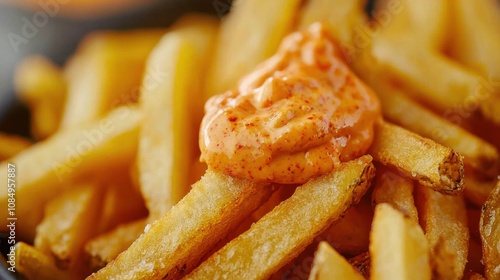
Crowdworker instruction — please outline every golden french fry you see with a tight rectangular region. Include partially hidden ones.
[186,156,375,279]
[369,121,464,195]
[35,184,102,275]
[85,219,147,271]
[308,242,365,280]
[14,55,66,139]
[138,15,217,221]
[320,195,372,256]
[61,29,163,128]
[372,167,418,222]
[0,132,31,161]
[371,39,481,112]
[88,170,274,280]
[15,242,69,280]
[0,106,141,241]
[480,180,500,280]
[370,203,431,280]
[205,0,301,97]
[372,82,499,178]
[415,185,469,279]
[348,252,370,279]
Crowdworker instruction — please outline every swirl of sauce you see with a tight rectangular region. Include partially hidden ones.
[200,23,381,184]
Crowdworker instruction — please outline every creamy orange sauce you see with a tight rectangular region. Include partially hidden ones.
[200,23,381,184]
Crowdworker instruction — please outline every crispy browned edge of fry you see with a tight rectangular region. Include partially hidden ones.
[369,121,464,195]
[480,179,500,280]
[185,156,375,279]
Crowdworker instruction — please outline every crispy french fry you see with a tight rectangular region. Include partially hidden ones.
[371,39,481,112]
[35,184,103,273]
[308,242,365,280]
[138,15,217,221]
[0,132,31,161]
[348,252,370,279]
[85,219,147,271]
[61,29,163,128]
[320,194,372,256]
[205,0,301,97]
[298,0,366,44]
[14,55,66,139]
[415,185,469,280]
[186,156,375,279]
[15,242,69,280]
[372,82,499,178]
[372,167,418,222]
[88,170,274,280]
[369,121,464,195]
[480,180,500,280]
[0,106,141,241]
[370,203,431,280]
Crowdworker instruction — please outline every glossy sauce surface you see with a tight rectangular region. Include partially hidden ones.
[200,24,381,184]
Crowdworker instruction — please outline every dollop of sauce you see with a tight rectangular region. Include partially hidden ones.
[200,23,381,184]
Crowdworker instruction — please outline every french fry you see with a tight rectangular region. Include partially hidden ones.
[320,194,373,256]
[14,55,66,139]
[371,39,481,112]
[138,15,217,221]
[308,242,365,280]
[85,219,147,271]
[15,242,69,280]
[185,156,375,279]
[88,170,274,280]
[205,0,301,97]
[35,184,102,276]
[0,132,31,161]
[61,29,163,128]
[370,203,431,280]
[372,82,499,178]
[348,252,370,279]
[415,185,469,280]
[0,106,141,241]
[369,121,464,195]
[372,167,418,222]
[480,180,500,280]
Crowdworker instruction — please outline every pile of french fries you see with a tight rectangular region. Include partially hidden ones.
[1,0,500,279]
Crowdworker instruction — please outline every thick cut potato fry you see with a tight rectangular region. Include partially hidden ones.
[186,156,375,279]
[0,132,31,161]
[416,185,469,280]
[15,242,69,280]
[61,29,163,128]
[298,0,366,45]
[14,55,66,139]
[371,39,481,112]
[85,219,147,271]
[369,121,464,195]
[88,170,274,280]
[0,106,141,242]
[480,180,500,280]
[372,167,418,222]
[308,242,365,280]
[370,203,431,280]
[373,82,499,178]
[375,0,449,50]
[138,15,217,221]
[35,184,103,273]
[205,0,301,97]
